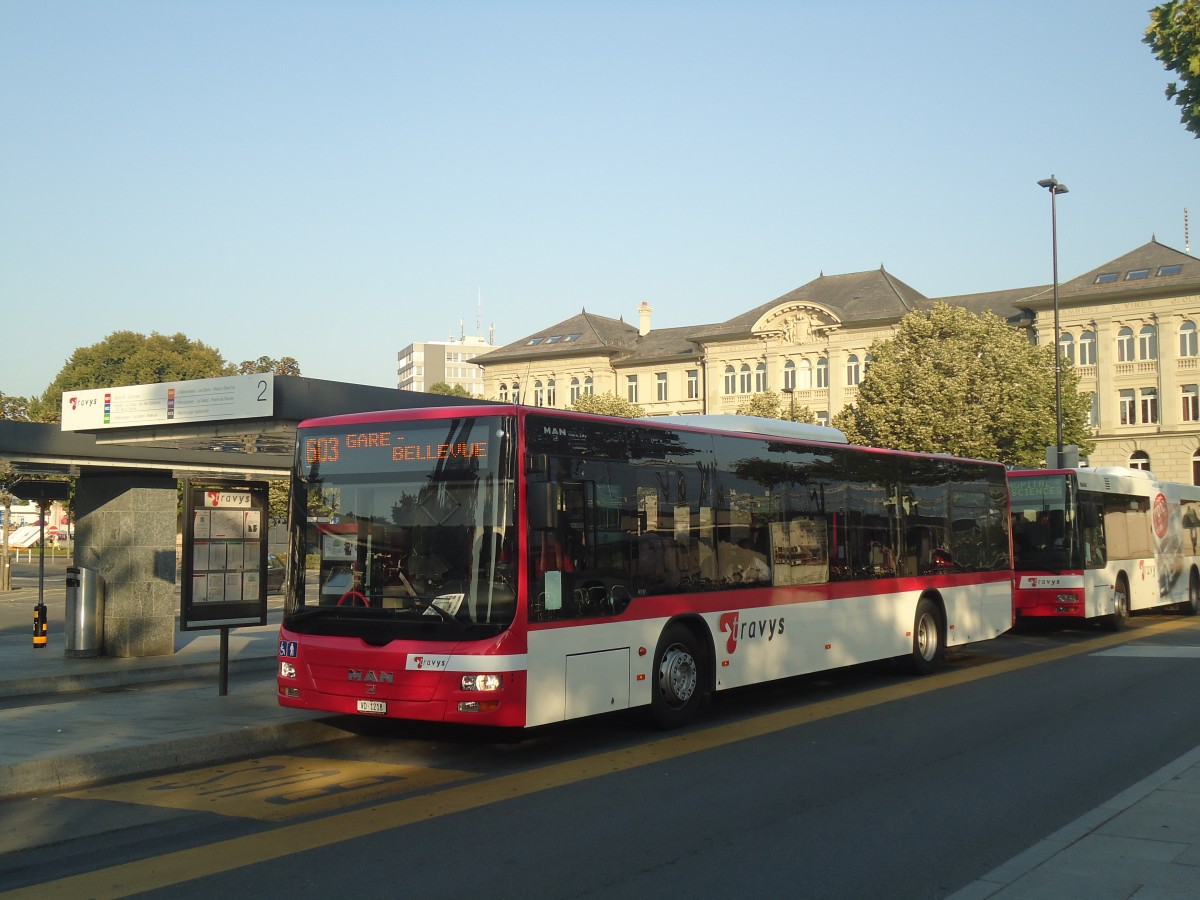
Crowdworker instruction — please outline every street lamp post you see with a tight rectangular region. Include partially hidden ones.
[1038,175,1068,468]
[781,386,796,421]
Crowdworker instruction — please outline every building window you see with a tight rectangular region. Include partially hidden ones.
[1119,389,1136,424]
[1139,324,1158,361]
[570,377,581,404]
[1194,450,1200,486]
[1059,332,1075,364]
[1181,321,1198,358]
[739,364,752,394]
[1079,330,1097,366]
[1130,450,1151,471]
[1117,327,1134,363]
[846,354,861,387]
[499,383,508,402]
[755,362,767,393]
[687,369,699,399]
[534,380,544,407]
[797,358,812,389]
[583,376,593,396]
[1184,385,1199,422]
[864,353,875,373]
[546,379,556,407]
[1087,392,1098,427]
[816,357,829,389]
[512,381,520,404]
[1140,387,1159,424]
[816,411,829,426]
[627,375,639,403]
[783,360,796,391]
[724,365,736,395]
[656,372,668,402]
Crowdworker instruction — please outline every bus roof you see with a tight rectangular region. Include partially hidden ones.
[299,405,848,444]
[650,414,848,444]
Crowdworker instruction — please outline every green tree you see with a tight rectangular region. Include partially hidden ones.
[427,382,473,397]
[569,391,645,418]
[735,390,817,423]
[833,302,1094,467]
[0,392,30,421]
[237,356,301,375]
[1145,1,1200,137]
[29,331,234,422]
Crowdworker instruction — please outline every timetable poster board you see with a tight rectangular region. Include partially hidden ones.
[181,480,270,630]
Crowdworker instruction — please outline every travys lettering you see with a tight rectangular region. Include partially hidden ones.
[718,611,785,654]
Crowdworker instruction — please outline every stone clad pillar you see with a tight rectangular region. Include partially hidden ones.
[74,471,178,657]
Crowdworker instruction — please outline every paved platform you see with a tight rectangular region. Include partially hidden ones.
[0,567,349,801]
[1,564,1198,896]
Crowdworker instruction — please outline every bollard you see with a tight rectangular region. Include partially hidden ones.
[33,602,47,649]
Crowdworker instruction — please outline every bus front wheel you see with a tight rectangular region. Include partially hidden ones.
[651,624,704,729]
[1105,577,1130,631]
[911,597,944,675]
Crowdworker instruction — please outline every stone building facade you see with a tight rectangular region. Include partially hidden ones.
[469,240,1200,484]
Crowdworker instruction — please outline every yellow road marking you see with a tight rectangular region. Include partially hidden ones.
[65,756,476,822]
[12,617,1196,900]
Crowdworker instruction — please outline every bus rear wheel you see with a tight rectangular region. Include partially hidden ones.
[651,624,704,728]
[1184,570,1200,616]
[1105,576,1130,631]
[911,597,944,675]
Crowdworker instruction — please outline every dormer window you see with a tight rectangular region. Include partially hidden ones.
[1125,268,1150,280]
[1095,273,1118,284]
[1158,264,1183,276]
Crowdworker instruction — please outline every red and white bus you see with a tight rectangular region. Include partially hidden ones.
[1009,467,1200,629]
[277,407,1012,728]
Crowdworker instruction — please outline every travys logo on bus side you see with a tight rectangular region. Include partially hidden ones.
[719,611,785,655]
[1139,558,1158,583]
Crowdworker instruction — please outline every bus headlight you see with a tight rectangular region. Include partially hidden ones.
[461,674,502,692]
[280,661,296,678]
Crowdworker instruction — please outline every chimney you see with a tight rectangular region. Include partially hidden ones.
[637,301,653,336]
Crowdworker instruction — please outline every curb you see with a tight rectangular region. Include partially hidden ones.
[0,718,351,800]
[0,656,278,700]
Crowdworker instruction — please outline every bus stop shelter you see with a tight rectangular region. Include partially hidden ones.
[0,375,487,657]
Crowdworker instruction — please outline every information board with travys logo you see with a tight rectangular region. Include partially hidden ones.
[59,373,274,431]
[181,481,270,630]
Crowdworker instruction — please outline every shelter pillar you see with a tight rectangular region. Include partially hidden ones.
[74,471,178,658]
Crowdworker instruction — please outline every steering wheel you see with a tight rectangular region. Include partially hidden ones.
[336,589,369,607]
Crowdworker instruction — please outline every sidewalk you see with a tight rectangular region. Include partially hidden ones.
[0,598,349,801]
[0,580,1198,896]
[949,745,1200,898]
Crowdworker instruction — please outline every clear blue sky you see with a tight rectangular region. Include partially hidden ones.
[1,1,1194,401]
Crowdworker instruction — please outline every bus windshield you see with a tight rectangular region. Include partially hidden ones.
[289,415,517,638]
[1009,473,1080,570]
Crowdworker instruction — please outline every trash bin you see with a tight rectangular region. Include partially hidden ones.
[65,565,104,658]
